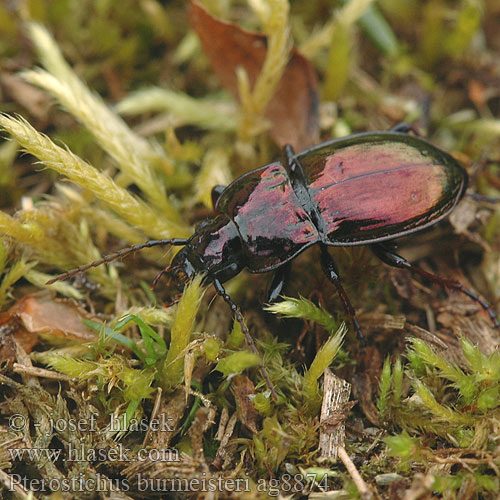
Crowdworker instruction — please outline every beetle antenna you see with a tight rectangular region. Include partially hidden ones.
[212,278,278,402]
[46,238,188,285]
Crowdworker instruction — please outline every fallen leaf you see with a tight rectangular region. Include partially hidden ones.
[320,401,357,433]
[2,294,98,345]
[188,406,216,463]
[233,374,258,433]
[189,0,319,150]
[352,346,382,426]
[0,316,38,363]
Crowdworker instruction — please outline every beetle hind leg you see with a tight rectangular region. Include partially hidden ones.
[371,243,500,331]
[320,245,365,344]
[390,122,420,135]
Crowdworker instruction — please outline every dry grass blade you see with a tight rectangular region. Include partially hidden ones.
[24,24,180,222]
[0,114,186,239]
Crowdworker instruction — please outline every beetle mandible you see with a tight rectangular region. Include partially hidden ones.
[47,124,500,396]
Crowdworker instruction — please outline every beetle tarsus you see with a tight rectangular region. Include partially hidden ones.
[213,278,278,401]
[266,262,291,303]
[371,243,500,331]
[390,122,420,135]
[164,296,181,308]
[320,245,366,345]
[45,238,189,285]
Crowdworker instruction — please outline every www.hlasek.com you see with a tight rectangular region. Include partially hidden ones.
[8,443,179,463]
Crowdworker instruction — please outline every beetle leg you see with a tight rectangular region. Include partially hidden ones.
[285,144,310,177]
[320,246,365,344]
[284,144,296,168]
[389,122,422,137]
[266,263,291,303]
[152,265,179,289]
[390,122,420,135]
[212,278,278,401]
[211,185,226,209]
[164,295,182,308]
[390,122,411,133]
[371,243,500,331]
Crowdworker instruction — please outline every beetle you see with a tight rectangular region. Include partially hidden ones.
[47,124,500,397]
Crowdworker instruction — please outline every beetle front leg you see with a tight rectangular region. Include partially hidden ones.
[212,278,278,401]
[371,243,500,331]
[320,246,365,344]
[266,263,291,303]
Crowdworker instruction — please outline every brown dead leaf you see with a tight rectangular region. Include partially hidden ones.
[189,0,319,150]
[352,346,382,426]
[320,401,357,434]
[188,406,216,463]
[2,294,98,346]
[0,316,38,364]
[211,412,238,470]
[468,79,487,107]
[233,374,258,433]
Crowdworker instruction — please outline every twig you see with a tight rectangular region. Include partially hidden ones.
[0,469,39,500]
[338,445,373,500]
[12,363,72,381]
[143,386,162,446]
[318,368,351,459]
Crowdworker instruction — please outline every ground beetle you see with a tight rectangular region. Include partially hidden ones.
[48,124,500,397]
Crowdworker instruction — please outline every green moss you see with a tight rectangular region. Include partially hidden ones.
[1,1,500,497]
[161,275,204,390]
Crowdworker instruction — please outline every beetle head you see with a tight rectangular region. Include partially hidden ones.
[163,215,244,294]
[164,246,197,290]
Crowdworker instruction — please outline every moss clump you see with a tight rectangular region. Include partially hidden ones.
[1,1,500,498]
